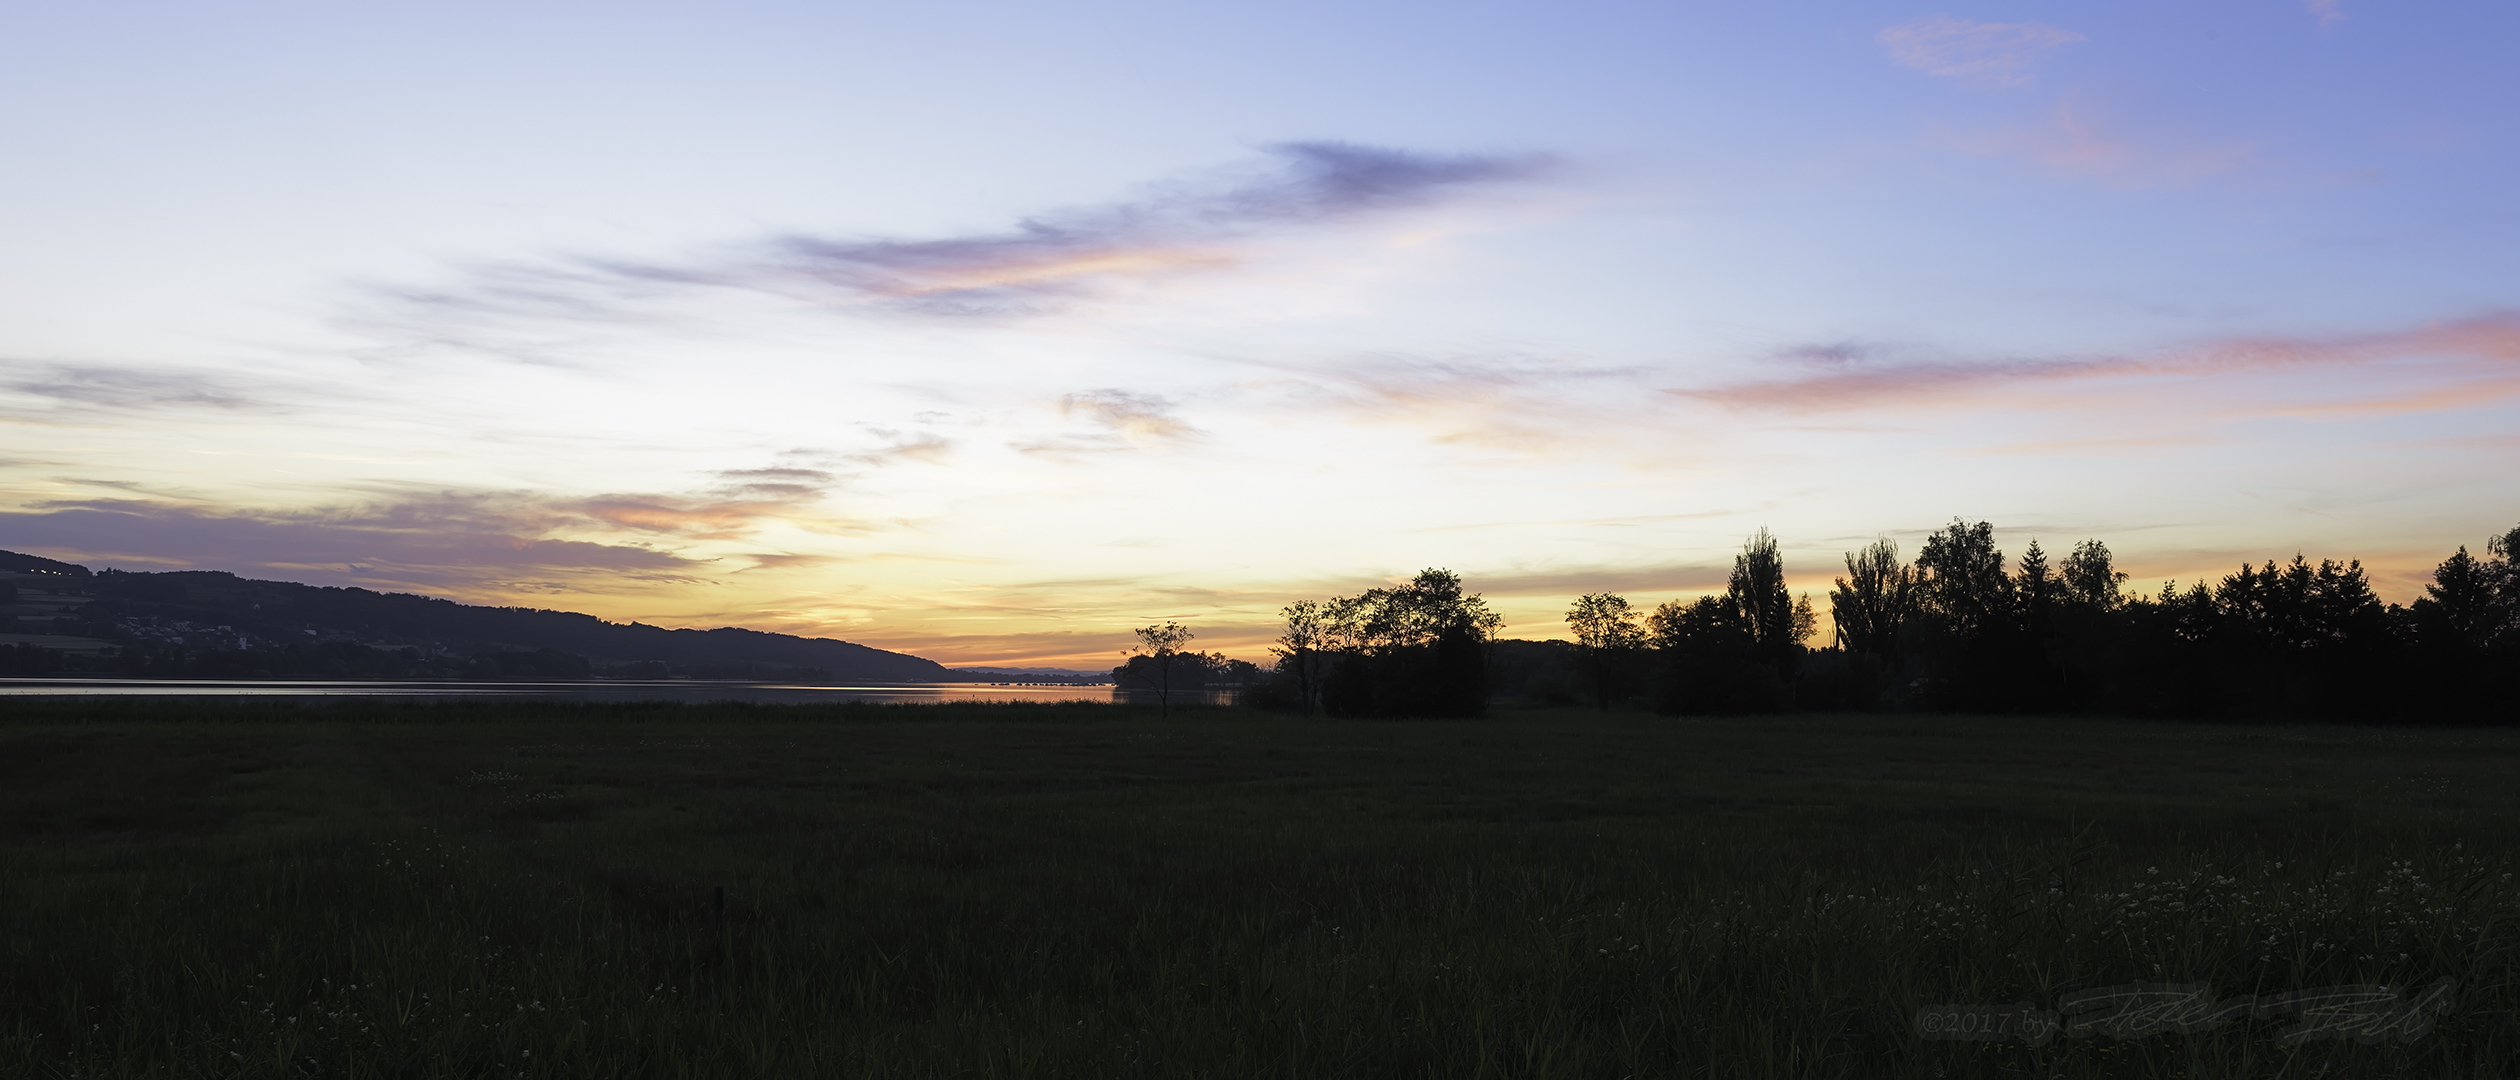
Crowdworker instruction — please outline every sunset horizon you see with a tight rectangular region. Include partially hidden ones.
[5,1,2513,671]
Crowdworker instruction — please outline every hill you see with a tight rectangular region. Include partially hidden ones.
[0,551,957,681]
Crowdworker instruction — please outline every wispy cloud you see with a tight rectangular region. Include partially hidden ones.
[0,458,892,595]
[1467,560,1733,598]
[385,142,1552,327]
[0,362,288,418]
[572,465,871,540]
[1878,16,2086,86]
[1021,390,1201,456]
[1061,389,1197,440]
[1675,312,2520,414]
[844,431,954,467]
[2304,0,2346,29]
[0,496,711,597]
[1404,508,1759,534]
[707,467,835,501]
[1950,94,2261,186]
[1281,352,1645,451]
[1946,434,2218,458]
[570,494,821,540]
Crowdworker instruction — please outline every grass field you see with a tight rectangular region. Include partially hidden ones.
[3,701,2516,1078]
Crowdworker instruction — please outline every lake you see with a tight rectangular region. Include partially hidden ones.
[0,678,1223,705]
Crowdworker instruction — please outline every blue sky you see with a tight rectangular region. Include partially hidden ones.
[3,0,2514,665]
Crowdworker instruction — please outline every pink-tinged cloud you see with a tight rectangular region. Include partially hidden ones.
[1946,434,2218,458]
[1057,390,1199,443]
[572,465,868,539]
[2305,0,2346,28]
[1674,312,2520,414]
[1015,389,1203,457]
[759,142,1549,312]
[1275,353,1646,452]
[1878,16,2086,86]
[1952,95,2260,186]
[2251,372,2520,420]
[388,142,1553,325]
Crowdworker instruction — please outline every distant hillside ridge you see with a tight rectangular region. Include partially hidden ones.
[0,550,93,576]
[1,550,953,681]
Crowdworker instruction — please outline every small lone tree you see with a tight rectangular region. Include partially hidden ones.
[1564,592,1641,711]
[1126,621,1195,718]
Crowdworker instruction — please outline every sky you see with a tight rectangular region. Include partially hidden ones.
[3,0,2515,668]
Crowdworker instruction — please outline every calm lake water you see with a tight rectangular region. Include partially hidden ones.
[0,678,1212,705]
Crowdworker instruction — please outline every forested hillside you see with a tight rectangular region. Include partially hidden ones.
[0,553,951,681]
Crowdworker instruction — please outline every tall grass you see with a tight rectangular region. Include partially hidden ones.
[2,702,2515,1077]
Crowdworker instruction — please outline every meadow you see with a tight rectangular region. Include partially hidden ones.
[2,700,2515,1078]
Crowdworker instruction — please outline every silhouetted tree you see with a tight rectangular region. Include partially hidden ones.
[1116,649,1231,702]
[2421,547,2499,651]
[2493,524,2520,614]
[2489,525,2520,721]
[2005,540,2066,708]
[2215,556,2386,653]
[1123,621,1195,718]
[1829,536,1914,660]
[1646,595,1755,714]
[2204,555,2395,718]
[2046,539,2132,709]
[2409,529,2520,722]
[1730,527,1816,669]
[1563,592,1641,711]
[1916,519,2011,643]
[2108,576,2223,717]
[1318,569,1500,718]
[1650,530,1815,714]
[2061,539,2129,611]
[2015,540,2056,625]
[1269,600,1334,716]
[1267,523,2520,724]
[1909,519,2014,707]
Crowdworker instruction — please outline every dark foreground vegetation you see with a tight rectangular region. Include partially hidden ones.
[5,700,2518,1078]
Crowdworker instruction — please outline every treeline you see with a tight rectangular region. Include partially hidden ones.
[1802,519,2518,721]
[1233,521,2520,722]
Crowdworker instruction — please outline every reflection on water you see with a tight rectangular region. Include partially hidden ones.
[0,678,1147,705]
[1108,688,1239,708]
